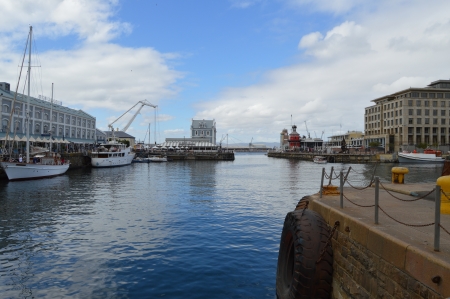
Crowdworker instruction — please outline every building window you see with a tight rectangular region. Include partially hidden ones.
[408,127,413,134]
[441,128,446,134]
[60,115,64,123]
[425,109,429,116]
[400,119,402,124]
[437,93,443,98]
[416,100,421,107]
[425,100,429,107]
[416,109,421,116]
[445,93,450,99]
[411,92,419,98]
[429,93,435,98]
[425,118,430,124]
[408,118,413,124]
[416,127,421,134]
[420,93,427,98]
[408,100,413,106]
[408,109,413,115]
[441,101,446,107]
[425,128,429,134]
[442,119,446,125]
[433,101,438,107]
[433,118,438,124]
[441,110,446,116]
[433,110,438,116]
[417,118,422,124]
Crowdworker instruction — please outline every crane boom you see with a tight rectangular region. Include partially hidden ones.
[304,121,310,138]
[108,100,157,132]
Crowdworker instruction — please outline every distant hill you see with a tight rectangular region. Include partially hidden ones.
[220,142,279,148]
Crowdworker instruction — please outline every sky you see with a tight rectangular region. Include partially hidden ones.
[1,0,450,145]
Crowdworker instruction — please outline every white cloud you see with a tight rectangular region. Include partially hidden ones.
[229,0,263,9]
[286,0,365,14]
[195,0,450,142]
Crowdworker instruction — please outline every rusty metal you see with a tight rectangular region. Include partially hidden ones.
[431,276,441,284]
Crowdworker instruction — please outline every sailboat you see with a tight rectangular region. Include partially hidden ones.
[0,26,70,180]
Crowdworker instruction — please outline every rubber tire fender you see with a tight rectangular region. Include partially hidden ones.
[276,209,333,299]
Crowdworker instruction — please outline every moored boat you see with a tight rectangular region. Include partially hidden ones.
[313,156,327,164]
[91,137,135,167]
[398,149,444,163]
[148,155,168,162]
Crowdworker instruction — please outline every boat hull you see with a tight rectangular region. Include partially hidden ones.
[91,153,135,167]
[1,162,70,180]
[398,153,445,163]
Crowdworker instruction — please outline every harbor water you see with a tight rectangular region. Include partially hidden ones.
[0,153,443,298]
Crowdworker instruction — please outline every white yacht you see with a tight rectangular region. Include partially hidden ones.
[91,137,135,167]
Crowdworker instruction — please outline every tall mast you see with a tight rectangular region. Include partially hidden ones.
[50,83,54,153]
[26,26,32,163]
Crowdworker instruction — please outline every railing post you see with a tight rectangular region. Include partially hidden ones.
[320,167,325,198]
[344,167,352,182]
[328,166,334,186]
[434,185,441,252]
[340,171,344,208]
[375,176,379,224]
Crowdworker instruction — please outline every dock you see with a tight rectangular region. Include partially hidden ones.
[304,181,450,298]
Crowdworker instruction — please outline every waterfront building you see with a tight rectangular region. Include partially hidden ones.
[288,125,300,149]
[326,131,364,153]
[191,119,216,144]
[280,128,289,150]
[0,81,96,144]
[364,79,450,152]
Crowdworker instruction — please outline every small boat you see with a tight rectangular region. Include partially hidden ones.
[398,149,445,163]
[313,156,327,164]
[132,157,150,163]
[91,137,135,167]
[148,155,168,162]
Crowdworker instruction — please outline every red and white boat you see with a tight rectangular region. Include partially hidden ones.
[398,149,445,163]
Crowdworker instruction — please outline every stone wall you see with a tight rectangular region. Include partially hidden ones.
[308,198,449,299]
[331,229,443,299]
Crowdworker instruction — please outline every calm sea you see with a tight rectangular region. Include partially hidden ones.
[0,153,443,298]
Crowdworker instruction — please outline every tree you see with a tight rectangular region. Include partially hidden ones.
[417,143,427,149]
[369,141,380,148]
[119,139,130,147]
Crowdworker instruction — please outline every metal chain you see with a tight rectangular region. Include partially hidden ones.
[345,178,375,190]
[316,220,340,264]
[440,189,450,201]
[343,193,375,207]
[440,224,450,236]
[378,206,434,227]
[379,181,435,202]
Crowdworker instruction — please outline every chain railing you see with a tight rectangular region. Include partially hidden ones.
[318,167,449,252]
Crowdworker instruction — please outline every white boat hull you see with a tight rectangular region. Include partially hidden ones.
[1,162,70,180]
[91,153,135,167]
[398,153,445,163]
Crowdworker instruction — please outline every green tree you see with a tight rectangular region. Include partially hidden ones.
[417,143,427,149]
[119,139,130,147]
[369,141,380,148]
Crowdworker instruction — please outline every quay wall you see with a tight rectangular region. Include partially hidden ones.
[138,152,235,161]
[268,152,391,163]
[307,197,449,299]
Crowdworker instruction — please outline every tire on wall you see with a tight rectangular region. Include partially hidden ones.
[294,197,310,211]
[276,209,333,299]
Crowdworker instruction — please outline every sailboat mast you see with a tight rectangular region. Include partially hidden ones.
[50,83,53,152]
[26,26,32,163]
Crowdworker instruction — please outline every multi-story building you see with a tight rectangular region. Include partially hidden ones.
[364,79,450,152]
[191,119,216,144]
[1,81,96,143]
[326,131,364,152]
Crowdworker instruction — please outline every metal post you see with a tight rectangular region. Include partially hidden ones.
[340,171,344,208]
[434,185,441,252]
[320,167,325,198]
[328,166,334,186]
[375,176,379,224]
[344,167,352,182]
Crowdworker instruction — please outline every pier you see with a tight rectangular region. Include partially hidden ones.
[267,151,389,163]
[292,172,450,298]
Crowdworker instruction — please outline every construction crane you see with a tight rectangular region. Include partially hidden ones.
[108,100,157,132]
[304,121,310,138]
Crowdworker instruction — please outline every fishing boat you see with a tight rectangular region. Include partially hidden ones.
[398,149,445,163]
[148,155,168,162]
[91,136,135,167]
[313,156,327,164]
[0,26,70,181]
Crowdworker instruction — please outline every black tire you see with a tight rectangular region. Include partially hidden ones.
[276,209,333,299]
[294,197,310,211]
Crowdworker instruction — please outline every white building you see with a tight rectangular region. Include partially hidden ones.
[191,119,216,144]
[1,82,96,144]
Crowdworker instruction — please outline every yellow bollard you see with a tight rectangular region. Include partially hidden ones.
[437,176,450,214]
[391,167,409,184]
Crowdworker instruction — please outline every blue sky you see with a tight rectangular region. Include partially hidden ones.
[1,0,450,144]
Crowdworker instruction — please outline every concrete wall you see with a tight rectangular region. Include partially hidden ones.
[307,197,449,299]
